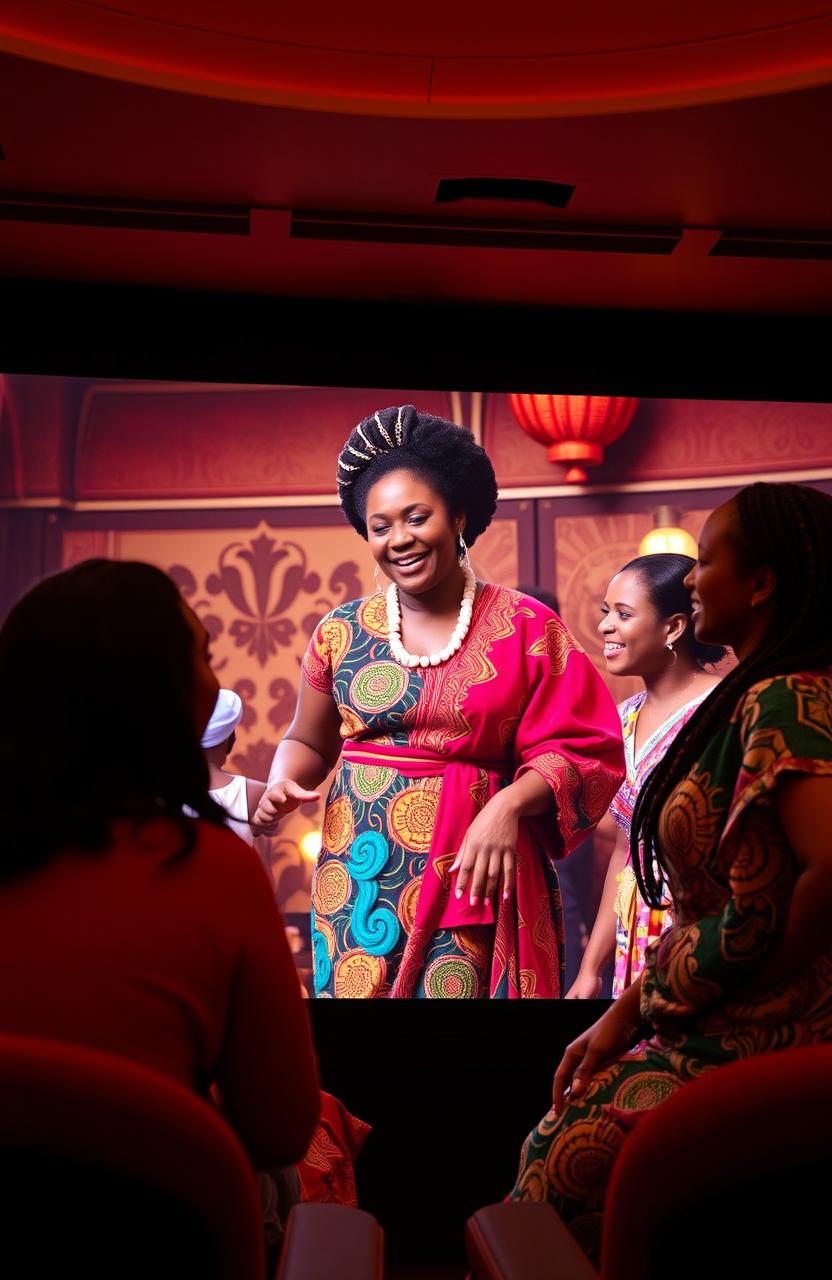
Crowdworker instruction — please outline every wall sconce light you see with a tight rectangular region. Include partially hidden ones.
[299,830,322,863]
[639,506,698,558]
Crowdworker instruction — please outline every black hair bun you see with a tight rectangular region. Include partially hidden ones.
[338,405,498,546]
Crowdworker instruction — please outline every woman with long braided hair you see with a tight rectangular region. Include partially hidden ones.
[254,405,624,998]
[511,481,832,1251]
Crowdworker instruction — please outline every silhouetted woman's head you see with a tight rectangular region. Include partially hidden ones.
[0,559,224,879]
[632,481,832,909]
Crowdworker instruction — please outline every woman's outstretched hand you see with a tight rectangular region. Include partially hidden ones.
[252,780,320,835]
[449,793,518,905]
[552,980,646,1114]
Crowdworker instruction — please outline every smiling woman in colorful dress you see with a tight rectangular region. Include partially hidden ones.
[566,553,724,999]
[511,481,832,1256]
[254,405,624,999]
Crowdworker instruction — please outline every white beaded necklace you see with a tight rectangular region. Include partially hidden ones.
[386,564,477,668]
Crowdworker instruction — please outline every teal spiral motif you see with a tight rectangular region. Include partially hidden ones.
[346,830,400,956]
[311,909,332,993]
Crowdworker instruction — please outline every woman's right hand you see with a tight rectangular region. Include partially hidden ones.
[564,970,604,1000]
[552,984,645,1114]
[252,780,320,835]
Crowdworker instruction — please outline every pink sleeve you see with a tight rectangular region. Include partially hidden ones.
[513,616,625,856]
[608,786,629,831]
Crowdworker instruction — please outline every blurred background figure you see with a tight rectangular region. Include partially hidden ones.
[202,687,268,847]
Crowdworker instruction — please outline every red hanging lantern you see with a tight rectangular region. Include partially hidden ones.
[507,394,639,484]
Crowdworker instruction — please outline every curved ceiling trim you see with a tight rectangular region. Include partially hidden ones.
[2,4,832,118]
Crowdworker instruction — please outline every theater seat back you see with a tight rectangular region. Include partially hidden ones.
[0,1034,265,1280]
[602,1044,832,1280]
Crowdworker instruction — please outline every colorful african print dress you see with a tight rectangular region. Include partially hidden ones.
[609,690,710,997]
[301,584,624,999]
[512,671,832,1225]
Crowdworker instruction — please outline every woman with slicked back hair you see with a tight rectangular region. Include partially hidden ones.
[568,553,724,1000]
[511,482,832,1257]
[256,405,625,999]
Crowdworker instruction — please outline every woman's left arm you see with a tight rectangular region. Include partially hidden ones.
[644,776,832,1018]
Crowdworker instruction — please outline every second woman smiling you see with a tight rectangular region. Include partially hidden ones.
[568,553,724,999]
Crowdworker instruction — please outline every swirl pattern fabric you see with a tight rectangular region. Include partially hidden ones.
[346,831,400,956]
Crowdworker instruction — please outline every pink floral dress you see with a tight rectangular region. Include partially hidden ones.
[609,690,710,997]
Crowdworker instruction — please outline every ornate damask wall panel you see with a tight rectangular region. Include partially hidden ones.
[484,394,832,487]
[466,515,520,588]
[551,508,712,703]
[63,518,375,914]
[60,506,522,919]
[75,385,457,499]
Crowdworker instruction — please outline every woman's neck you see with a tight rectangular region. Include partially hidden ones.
[207,762,233,790]
[641,660,714,710]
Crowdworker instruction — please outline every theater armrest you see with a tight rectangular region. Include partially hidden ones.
[466,1202,597,1280]
[276,1203,385,1280]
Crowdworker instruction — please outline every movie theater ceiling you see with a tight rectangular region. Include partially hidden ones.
[1,3,831,312]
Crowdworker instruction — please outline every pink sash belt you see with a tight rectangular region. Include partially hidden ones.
[342,740,536,930]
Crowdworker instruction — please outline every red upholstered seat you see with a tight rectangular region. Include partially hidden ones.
[466,1044,832,1280]
[0,1032,266,1279]
[276,1203,386,1280]
[0,1034,385,1280]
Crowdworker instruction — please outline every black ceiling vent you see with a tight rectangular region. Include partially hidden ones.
[290,210,680,255]
[435,177,574,209]
[710,229,832,260]
[0,191,250,235]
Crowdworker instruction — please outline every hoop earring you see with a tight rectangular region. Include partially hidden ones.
[666,641,677,666]
[458,533,471,570]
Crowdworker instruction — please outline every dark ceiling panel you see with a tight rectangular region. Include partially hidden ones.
[0,39,830,313]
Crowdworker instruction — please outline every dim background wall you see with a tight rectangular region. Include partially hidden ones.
[2,374,831,921]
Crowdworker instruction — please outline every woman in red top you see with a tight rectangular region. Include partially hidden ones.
[0,559,320,1175]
